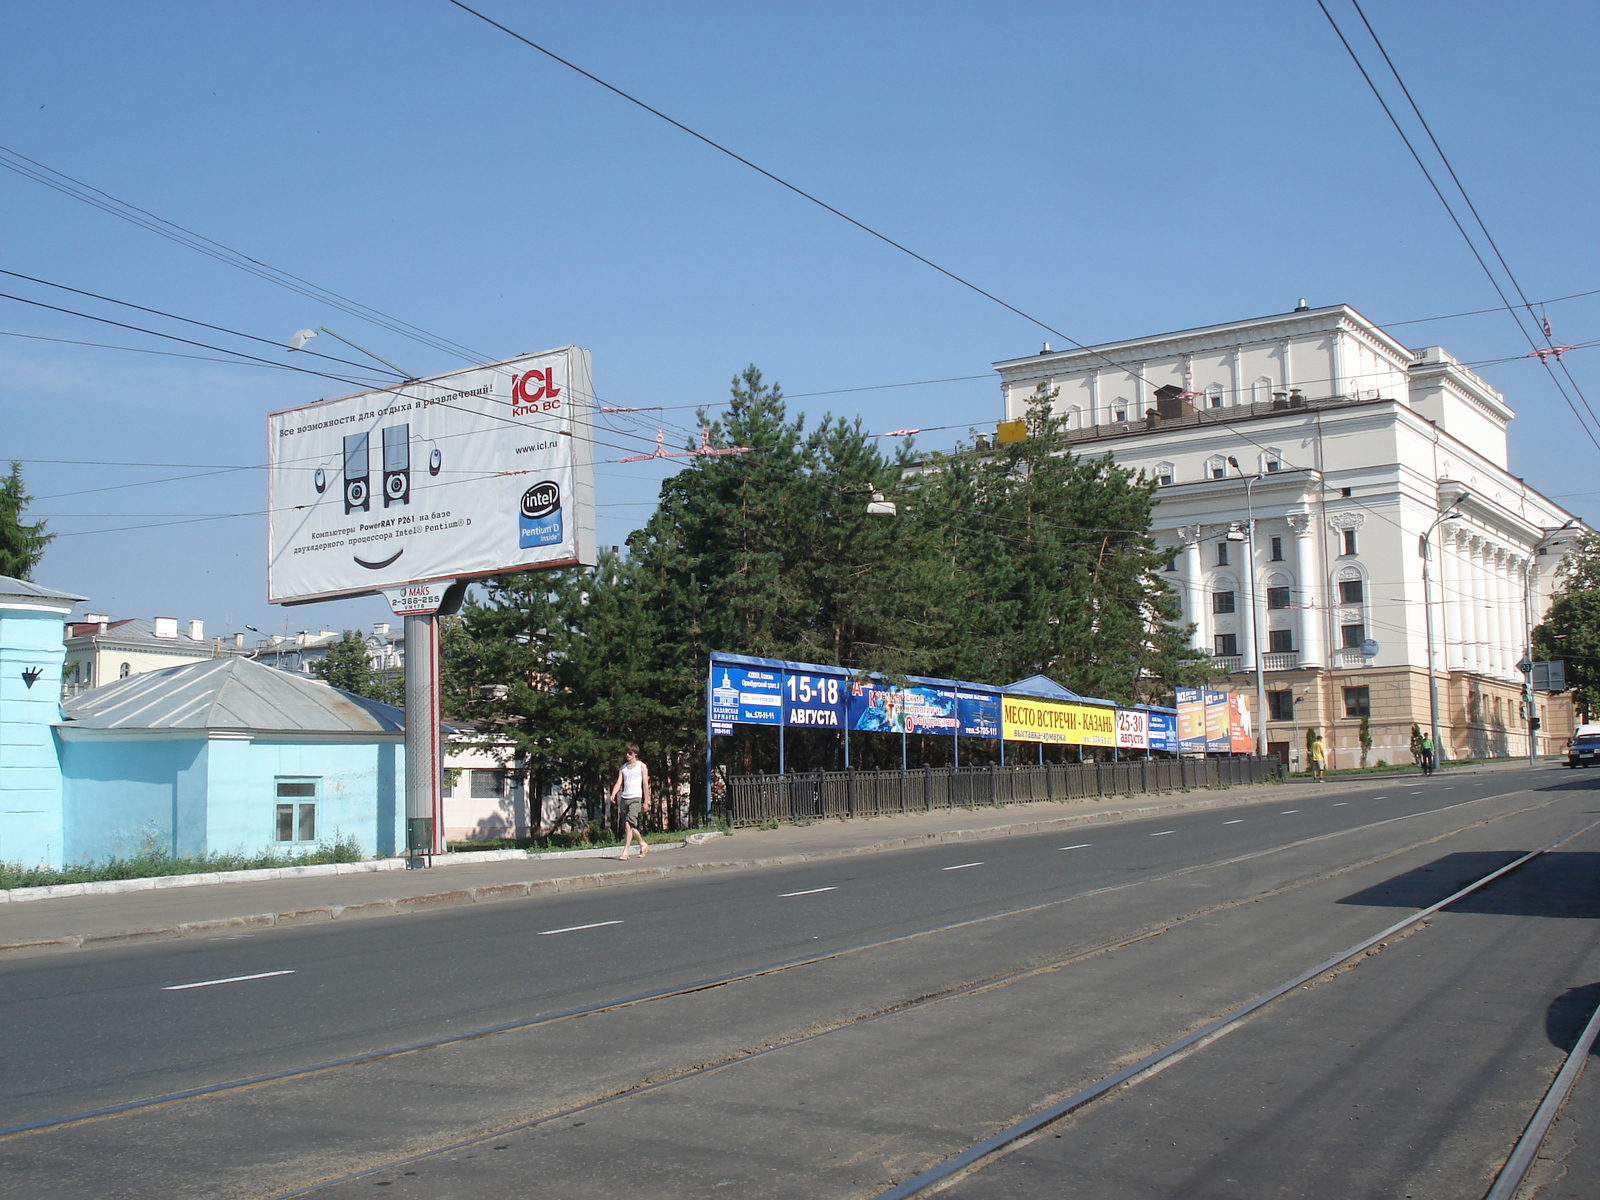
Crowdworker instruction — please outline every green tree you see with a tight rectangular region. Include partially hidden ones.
[312,630,400,703]
[0,461,53,580]
[899,386,1207,699]
[1359,715,1372,767]
[1533,532,1600,718]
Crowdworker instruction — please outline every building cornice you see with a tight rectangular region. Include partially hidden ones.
[992,305,1412,379]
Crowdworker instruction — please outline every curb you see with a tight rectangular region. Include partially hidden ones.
[0,842,690,905]
[0,781,1409,958]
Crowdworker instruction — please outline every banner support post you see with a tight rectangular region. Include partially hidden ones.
[403,611,441,866]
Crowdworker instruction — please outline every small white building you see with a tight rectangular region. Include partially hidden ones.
[992,303,1585,768]
[63,614,247,697]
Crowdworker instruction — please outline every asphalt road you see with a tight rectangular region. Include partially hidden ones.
[3,763,1597,1198]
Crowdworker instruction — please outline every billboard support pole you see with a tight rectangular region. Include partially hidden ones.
[404,611,441,865]
[705,673,714,825]
[778,721,786,778]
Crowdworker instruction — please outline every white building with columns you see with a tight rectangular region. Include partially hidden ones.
[992,303,1585,768]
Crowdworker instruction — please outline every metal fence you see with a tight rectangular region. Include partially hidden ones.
[723,756,1284,827]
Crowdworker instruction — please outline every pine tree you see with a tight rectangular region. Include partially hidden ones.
[0,461,53,580]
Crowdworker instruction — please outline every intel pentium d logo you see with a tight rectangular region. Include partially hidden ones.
[519,480,563,548]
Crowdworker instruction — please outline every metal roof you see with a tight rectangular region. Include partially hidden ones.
[59,656,404,734]
[0,574,88,604]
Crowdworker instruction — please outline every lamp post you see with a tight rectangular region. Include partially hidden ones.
[289,327,416,381]
[1524,520,1581,762]
[1228,456,1269,757]
[1421,498,1468,767]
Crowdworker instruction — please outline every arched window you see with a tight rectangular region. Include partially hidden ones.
[119,662,131,678]
[1252,376,1272,406]
[1154,461,1175,486]
[1334,565,1367,651]
[1206,455,1228,479]
[1262,446,1283,473]
[1066,405,1082,429]
[1206,383,1225,409]
[1111,398,1129,423]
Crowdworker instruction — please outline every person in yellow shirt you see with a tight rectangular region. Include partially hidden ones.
[1310,735,1327,782]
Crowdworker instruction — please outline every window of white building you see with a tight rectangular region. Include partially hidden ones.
[1252,376,1272,406]
[1207,384,1225,409]
[1155,461,1175,486]
[1207,456,1227,479]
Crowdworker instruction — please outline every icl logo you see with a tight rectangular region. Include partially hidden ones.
[511,368,562,415]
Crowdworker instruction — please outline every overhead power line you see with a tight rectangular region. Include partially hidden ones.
[1314,0,1600,453]
[0,143,487,366]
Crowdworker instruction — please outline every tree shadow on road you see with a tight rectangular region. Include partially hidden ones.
[1546,982,1600,1055]
[1338,851,1600,920]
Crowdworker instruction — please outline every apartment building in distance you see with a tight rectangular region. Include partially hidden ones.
[991,303,1586,769]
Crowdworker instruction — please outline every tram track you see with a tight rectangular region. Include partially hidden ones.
[875,815,1600,1198]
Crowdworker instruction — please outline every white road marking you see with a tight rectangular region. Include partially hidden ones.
[1281,810,1299,815]
[537,920,624,936]
[1222,819,1244,825]
[162,970,295,991]
[1332,802,1348,806]
[1059,844,1093,851]
[942,862,983,871]
[1410,791,1423,795]
[1374,795,1387,799]
[1151,830,1176,837]
[778,887,838,898]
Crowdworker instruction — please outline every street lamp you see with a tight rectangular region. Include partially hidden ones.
[1421,495,1469,767]
[1227,456,1269,757]
[1523,519,1581,762]
[289,327,416,381]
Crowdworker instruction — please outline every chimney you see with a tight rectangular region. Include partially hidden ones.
[188,619,204,641]
[372,622,390,638]
[233,632,245,647]
[152,616,178,639]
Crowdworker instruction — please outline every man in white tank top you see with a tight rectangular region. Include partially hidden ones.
[609,743,651,860]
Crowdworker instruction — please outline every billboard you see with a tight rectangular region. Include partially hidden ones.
[1203,689,1231,753]
[1115,709,1149,750]
[267,348,596,603]
[999,695,1116,747]
[1146,711,1178,754]
[783,670,846,729]
[709,665,783,735]
[1175,687,1206,753]
[847,681,962,735]
[1228,694,1254,753]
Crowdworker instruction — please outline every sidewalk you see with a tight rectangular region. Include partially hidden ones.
[0,762,1541,957]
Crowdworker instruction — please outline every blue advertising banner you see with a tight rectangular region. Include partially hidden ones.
[1146,711,1177,753]
[957,690,1000,739]
[708,665,782,736]
[848,680,906,733]
[783,670,846,729]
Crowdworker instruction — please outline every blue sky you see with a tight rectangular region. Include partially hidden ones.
[2,1,1597,639]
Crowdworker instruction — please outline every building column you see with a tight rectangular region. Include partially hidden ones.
[1495,550,1517,681]
[1179,526,1205,653]
[1462,537,1483,674]
[1489,545,1509,678]
[1289,513,1322,667]
[1440,526,1462,671]
[1484,547,1501,679]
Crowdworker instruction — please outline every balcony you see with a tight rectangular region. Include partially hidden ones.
[1209,656,1243,674]
[1334,648,1375,669]
[1261,652,1301,672]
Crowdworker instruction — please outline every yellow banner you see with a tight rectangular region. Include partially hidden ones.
[1000,695,1116,746]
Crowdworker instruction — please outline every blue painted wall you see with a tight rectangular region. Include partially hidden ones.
[0,605,69,869]
[57,735,405,863]
[59,737,205,863]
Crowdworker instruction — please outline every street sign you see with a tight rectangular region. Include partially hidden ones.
[1532,661,1567,692]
